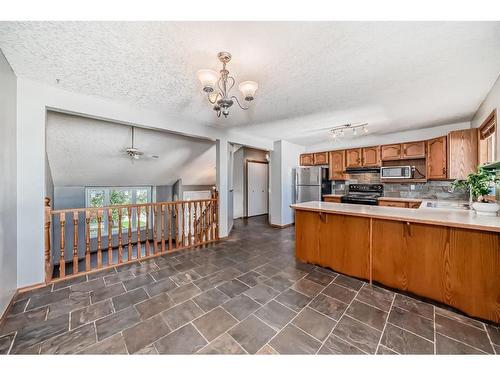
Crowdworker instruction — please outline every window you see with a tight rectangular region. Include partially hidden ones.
[85,186,152,237]
[479,110,497,165]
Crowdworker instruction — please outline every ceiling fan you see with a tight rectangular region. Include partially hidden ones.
[124,126,159,161]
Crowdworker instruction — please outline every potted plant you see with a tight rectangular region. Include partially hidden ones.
[452,166,500,216]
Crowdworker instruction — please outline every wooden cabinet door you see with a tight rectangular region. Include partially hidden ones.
[313,152,329,165]
[294,210,320,264]
[300,153,314,166]
[362,146,380,166]
[447,129,478,180]
[427,136,447,179]
[328,150,345,180]
[381,144,402,161]
[378,200,408,208]
[403,141,426,159]
[345,148,362,168]
[408,202,422,209]
[319,213,370,280]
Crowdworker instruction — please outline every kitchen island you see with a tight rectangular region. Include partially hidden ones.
[291,201,500,323]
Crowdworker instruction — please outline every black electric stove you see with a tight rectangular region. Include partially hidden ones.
[340,184,384,205]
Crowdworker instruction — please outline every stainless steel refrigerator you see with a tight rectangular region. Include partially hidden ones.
[294,166,332,203]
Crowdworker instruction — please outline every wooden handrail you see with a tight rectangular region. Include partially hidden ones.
[44,197,219,282]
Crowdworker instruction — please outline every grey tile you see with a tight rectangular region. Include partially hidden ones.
[237,271,267,287]
[79,333,128,354]
[269,324,321,354]
[0,333,15,354]
[70,299,114,329]
[95,307,141,341]
[193,264,221,277]
[254,300,297,331]
[122,314,171,354]
[278,266,309,281]
[333,315,382,354]
[254,264,281,278]
[174,260,199,272]
[47,291,90,319]
[103,270,135,286]
[87,268,116,280]
[154,324,207,354]
[0,306,48,336]
[150,266,177,281]
[90,283,126,303]
[486,324,500,346]
[263,274,294,292]
[436,333,486,354]
[322,283,356,304]
[168,283,202,304]
[256,344,279,354]
[199,333,246,354]
[333,274,364,291]
[381,323,434,354]
[144,277,177,297]
[393,294,434,320]
[435,314,493,353]
[135,293,175,320]
[309,293,348,320]
[356,284,394,312]
[26,288,70,310]
[14,284,53,301]
[40,323,96,354]
[7,299,29,316]
[136,345,158,354]
[346,300,388,331]
[244,284,280,305]
[193,307,238,341]
[228,315,276,354]
[193,289,230,312]
[123,274,154,291]
[305,270,335,286]
[130,262,159,276]
[275,289,311,312]
[161,300,204,331]
[292,307,336,341]
[217,279,249,298]
[52,275,88,291]
[112,288,149,311]
[10,313,69,354]
[222,294,261,321]
[435,306,484,330]
[318,334,366,354]
[170,270,200,286]
[291,278,324,298]
[71,277,105,293]
[376,345,398,355]
[388,306,434,341]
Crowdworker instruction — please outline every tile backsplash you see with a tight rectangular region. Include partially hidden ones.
[332,172,469,200]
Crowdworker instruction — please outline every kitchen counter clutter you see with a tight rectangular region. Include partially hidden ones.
[291,200,500,323]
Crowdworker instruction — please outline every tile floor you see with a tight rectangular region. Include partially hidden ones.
[1,216,499,355]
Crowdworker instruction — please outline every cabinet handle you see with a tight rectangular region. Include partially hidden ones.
[442,167,446,175]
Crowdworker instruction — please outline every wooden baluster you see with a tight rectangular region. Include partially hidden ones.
[85,211,91,271]
[118,208,123,263]
[136,206,142,259]
[97,209,103,268]
[168,204,173,251]
[153,205,158,255]
[194,201,199,244]
[201,201,206,243]
[175,204,179,248]
[181,203,185,247]
[206,201,210,241]
[215,194,219,240]
[145,205,150,257]
[161,204,166,253]
[44,198,53,283]
[59,212,66,278]
[209,201,214,241]
[73,211,79,274]
[127,206,132,261]
[107,209,113,266]
[188,202,192,247]
[211,199,216,241]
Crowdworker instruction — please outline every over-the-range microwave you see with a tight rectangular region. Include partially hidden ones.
[380,166,412,179]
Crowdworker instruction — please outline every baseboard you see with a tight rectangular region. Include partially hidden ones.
[269,222,294,229]
[0,290,18,324]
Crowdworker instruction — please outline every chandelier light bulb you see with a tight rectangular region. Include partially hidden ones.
[197,69,219,92]
[352,127,357,135]
[238,81,258,101]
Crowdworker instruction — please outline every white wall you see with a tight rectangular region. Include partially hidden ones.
[471,75,500,162]
[269,140,305,226]
[0,50,17,315]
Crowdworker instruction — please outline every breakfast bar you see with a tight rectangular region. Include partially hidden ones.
[291,201,500,323]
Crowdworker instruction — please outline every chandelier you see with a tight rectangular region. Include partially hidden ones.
[196,52,258,118]
[331,123,368,141]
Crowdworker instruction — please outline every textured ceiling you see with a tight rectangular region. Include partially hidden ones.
[46,112,216,186]
[2,21,500,146]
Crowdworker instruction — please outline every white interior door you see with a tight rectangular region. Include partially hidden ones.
[247,162,269,217]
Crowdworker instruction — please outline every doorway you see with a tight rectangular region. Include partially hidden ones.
[246,160,269,217]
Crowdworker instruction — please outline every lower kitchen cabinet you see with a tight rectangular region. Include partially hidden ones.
[295,210,320,264]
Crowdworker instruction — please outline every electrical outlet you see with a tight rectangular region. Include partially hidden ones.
[410,184,415,191]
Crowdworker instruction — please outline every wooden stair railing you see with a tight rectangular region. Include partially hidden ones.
[44,196,219,283]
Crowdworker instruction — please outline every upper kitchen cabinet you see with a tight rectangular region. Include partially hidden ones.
[381,144,402,161]
[403,141,426,159]
[328,150,346,180]
[299,153,314,166]
[447,129,478,180]
[362,146,381,166]
[345,148,362,168]
[427,136,448,179]
[313,152,329,165]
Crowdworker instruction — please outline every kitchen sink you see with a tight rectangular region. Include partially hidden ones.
[426,201,470,210]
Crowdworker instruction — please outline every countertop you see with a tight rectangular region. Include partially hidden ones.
[322,194,344,198]
[377,197,423,203]
[291,201,500,233]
